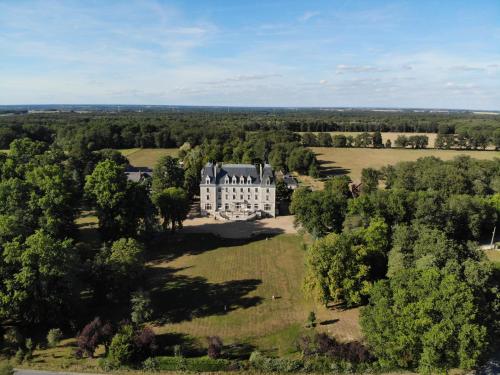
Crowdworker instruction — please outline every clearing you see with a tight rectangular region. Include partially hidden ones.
[119,148,178,167]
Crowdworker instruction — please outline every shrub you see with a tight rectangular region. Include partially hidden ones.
[24,338,33,361]
[207,336,223,359]
[131,290,153,325]
[76,317,114,358]
[0,363,14,375]
[156,356,232,372]
[108,325,135,366]
[3,327,23,350]
[47,328,63,348]
[15,349,24,364]
[249,351,303,373]
[307,311,317,328]
[142,357,160,372]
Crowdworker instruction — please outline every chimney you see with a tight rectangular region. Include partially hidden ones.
[213,163,217,181]
[260,164,263,181]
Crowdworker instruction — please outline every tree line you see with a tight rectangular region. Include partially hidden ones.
[0,110,498,150]
[291,156,500,373]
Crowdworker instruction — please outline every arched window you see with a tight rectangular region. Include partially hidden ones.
[224,176,229,184]
[232,176,237,184]
[247,176,252,184]
[205,177,210,184]
[240,176,245,184]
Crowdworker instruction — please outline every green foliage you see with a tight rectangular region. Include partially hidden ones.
[304,219,389,306]
[152,187,189,231]
[290,176,351,237]
[131,290,153,325]
[152,156,184,194]
[360,168,380,194]
[156,356,233,372]
[108,325,136,366]
[46,328,63,348]
[0,363,14,375]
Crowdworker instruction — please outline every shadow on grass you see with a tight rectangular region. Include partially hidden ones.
[148,265,262,324]
[317,159,351,178]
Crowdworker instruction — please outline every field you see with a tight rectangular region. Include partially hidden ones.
[119,148,178,167]
[298,131,438,147]
[310,147,500,184]
[147,232,361,355]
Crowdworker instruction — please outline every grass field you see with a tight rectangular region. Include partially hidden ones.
[298,131,438,148]
[119,148,178,167]
[147,233,362,355]
[310,147,500,184]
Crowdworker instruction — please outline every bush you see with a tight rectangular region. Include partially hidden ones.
[47,328,63,348]
[0,363,14,375]
[249,351,303,373]
[206,336,223,359]
[24,338,33,361]
[15,349,24,364]
[142,357,160,372]
[156,356,232,372]
[108,325,135,366]
[3,327,23,350]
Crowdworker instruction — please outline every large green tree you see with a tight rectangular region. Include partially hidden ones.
[153,187,190,231]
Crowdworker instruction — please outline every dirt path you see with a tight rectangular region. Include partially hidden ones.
[180,215,298,238]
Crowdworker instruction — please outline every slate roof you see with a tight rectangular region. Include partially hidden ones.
[201,162,274,185]
[125,166,153,182]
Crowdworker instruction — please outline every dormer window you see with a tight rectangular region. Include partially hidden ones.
[247,177,252,184]
[224,176,229,184]
[205,177,210,184]
[232,176,237,184]
[266,178,271,185]
[240,176,245,184]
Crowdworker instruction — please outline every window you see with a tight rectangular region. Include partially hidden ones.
[255,187,258,192]
[207,195,210,200]
[225,203,229,210]
[264,203,271,211]
[207,187,210,192]
[247,195,250,200]
[247,188,250,192]
[233,195,236,199]
[224,176,229,184]
[266,178,271,185]
[232,176,237,184]
[225,195,228,200]
[255,195,258,200]
[232,188,235,192]
[240,195,243,200]
[266,195,269,201]
[247,177,252,184]
[254,204,259,210]
[206,177,210,184]
[266,188,269,193]
[247,204,252,209]
[217,203,222,209]
[240,188,243,192]
[240,176,245,184]
[225,187,228,192]
[236,203,241,210]
[218,187,221,192]
[206,203,212,210]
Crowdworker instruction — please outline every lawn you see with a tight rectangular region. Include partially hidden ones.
[310,147,500,184]
[144,232,362,355]
[119,148,178,167]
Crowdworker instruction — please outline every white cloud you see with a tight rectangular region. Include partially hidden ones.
[299,11,320,22]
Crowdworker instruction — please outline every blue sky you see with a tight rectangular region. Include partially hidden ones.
[1,0,499,109]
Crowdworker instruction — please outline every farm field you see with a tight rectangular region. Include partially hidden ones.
[119,148,178,167]
[298,131,438,147]
[311,147,500,184]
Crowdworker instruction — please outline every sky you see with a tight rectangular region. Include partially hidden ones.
[0,0,500,109]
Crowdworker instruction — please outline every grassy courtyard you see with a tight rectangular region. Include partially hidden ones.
[119,148,178,168]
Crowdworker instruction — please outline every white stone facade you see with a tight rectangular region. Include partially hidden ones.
[200,163,276,219]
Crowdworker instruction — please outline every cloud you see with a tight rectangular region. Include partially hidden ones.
[335,64,390,74]
[202,74,282,85]
[299,11,320,22]
[319,79,328,84]
[450,65,485,72]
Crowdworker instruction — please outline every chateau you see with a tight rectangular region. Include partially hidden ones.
[200,162,276,220]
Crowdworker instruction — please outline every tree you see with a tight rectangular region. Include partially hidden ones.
[131,290,153,326]
[276,179,292,202]
[318,133,333,147]
[153,187,190,231]
[333,135,347,148]
[84,159,127,240]
[360,168,380,194]
[360,267,489,373]
[76,317,114,358]
[152,156,184,194]
[0,230,77,324]
[372,131,383,148]
[302,132,319,146]
[107,238,145,288]
[303,219,388,306]
[394,135,408,148]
